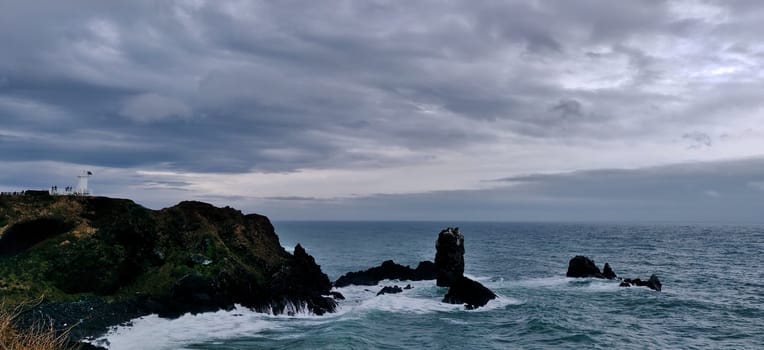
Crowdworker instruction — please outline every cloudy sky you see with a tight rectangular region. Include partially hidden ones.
[1,0,763,222]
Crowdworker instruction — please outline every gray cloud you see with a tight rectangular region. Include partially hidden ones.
[1,0,761,173]
[263,196,318,202]
[1,1,764,221]
[682,132,713,148]
[252,157,764,222]
[120,93,192,123]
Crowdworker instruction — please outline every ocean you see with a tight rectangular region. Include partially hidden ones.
[97,222,764,349]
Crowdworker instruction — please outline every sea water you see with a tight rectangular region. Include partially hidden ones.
[98,222,764,349]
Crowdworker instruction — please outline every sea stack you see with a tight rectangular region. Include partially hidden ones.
[435,227,496,309]
[435,227,465,287]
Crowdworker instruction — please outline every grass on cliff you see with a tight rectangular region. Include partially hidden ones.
[0,302,79,350]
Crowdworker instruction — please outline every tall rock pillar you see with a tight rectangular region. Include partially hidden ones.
[435,227,464,287]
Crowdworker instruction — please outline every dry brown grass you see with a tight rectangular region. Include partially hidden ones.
[0,301,79,350]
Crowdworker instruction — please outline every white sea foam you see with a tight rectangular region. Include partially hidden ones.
[333,278,521,314]
[96,278,518,349]
[513,276,571,288]
[512,275,624,293]
[92,307,278,350]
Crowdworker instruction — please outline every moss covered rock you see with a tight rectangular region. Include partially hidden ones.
[0,194,335,338]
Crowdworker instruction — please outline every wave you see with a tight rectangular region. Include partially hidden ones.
[94,277,518,349]
[334,279,520,314]
[90,307,281,350]
[510,276,624,293]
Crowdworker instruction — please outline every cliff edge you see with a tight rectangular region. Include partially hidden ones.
[0,194,335,341]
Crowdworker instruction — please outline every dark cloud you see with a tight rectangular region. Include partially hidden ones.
[2,0,760,173]
[1,1,764,221]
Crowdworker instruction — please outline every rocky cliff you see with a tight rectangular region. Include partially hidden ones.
[0,194,335,340]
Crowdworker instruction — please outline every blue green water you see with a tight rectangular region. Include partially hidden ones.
[99,222,764,349]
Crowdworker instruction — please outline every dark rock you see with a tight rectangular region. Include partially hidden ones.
[78,342,109,350]
[646,274,662,291]
[329,291,345,300]
[334,259,436,287]
[566,255,604,278]
[602,263,617,279]
[413,260,437,280]
[618,275,662,291]
[442,276,496,309]
[377,285,403,296]
[264,244,337,316]
[169,274,219,315]
[435,227,465,287]
[403,284,413,290]
[0,195,338,343]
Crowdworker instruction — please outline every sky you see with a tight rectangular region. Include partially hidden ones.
[1,0,764,222]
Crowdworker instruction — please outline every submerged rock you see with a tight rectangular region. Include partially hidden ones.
[334,260,436,287]
[566,256,604,278]
[442,276,496,309]
[435,227,465,287]
[377,285,404,296]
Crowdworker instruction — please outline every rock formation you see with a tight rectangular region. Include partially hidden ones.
[566,255,604,278]
[602,262,617,279]
[619,274,662,291]
[377,285,404,296]
[435,227,464,287]
[0,195,336,342]
[435,227,495,308]
[334,226,496,309]
[334,260,436,287]
[442,276,497,310]
[566,256,661,291]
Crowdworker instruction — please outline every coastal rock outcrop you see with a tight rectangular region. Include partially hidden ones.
[566,255,661,291]
[442,276,497,309]
[377,285,404,296]
[334,226,496,309]
[566,255,604,278]
[0,194,337,342]
[435,227,495,309]
[619,274,662,291]
[435,227,464,287]
[602,263,617,279]
[334,260,436,287]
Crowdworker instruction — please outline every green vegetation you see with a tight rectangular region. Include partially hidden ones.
[0,196,292,306]
[0,216,8,228]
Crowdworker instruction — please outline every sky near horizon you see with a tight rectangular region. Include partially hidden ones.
[1,1,764,221]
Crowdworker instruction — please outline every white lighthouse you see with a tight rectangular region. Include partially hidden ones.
[76,170,92,195]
